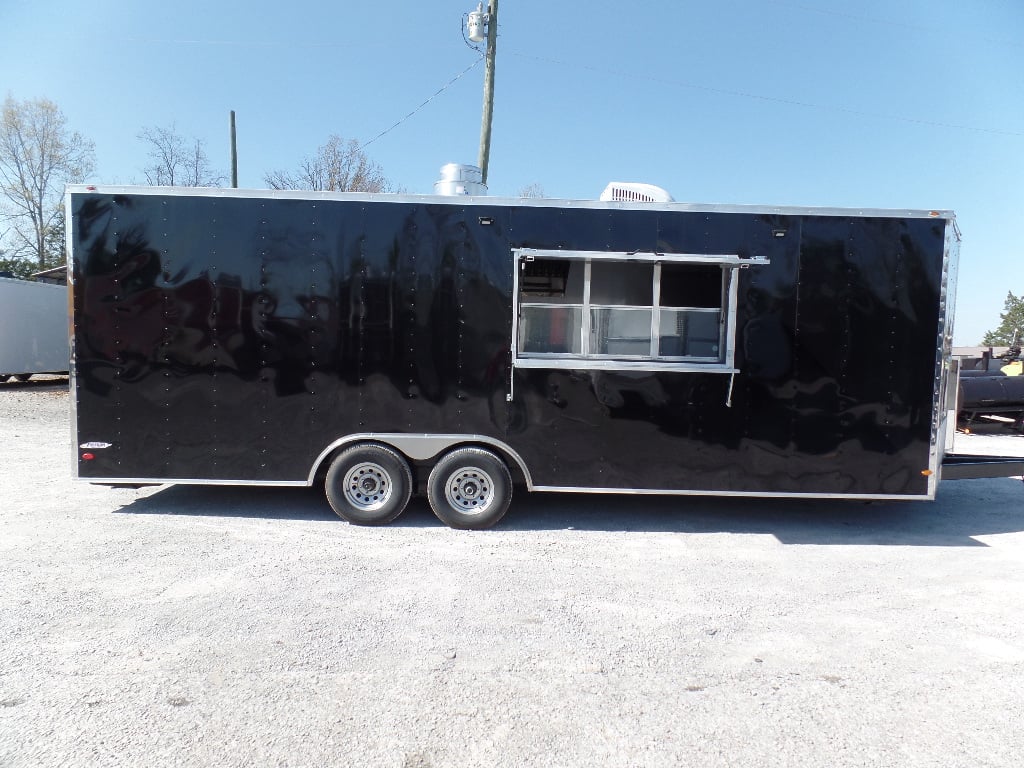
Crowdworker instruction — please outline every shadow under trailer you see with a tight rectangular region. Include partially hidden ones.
[67,186,1024,528]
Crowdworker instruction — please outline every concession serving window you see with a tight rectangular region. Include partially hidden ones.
[512,248,768,373]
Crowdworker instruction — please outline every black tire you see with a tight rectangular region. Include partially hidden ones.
[324,444,412,526]
[427,447,512,530]
[12,374,30,382]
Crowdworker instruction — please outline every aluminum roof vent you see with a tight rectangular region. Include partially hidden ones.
[434,163,488,196]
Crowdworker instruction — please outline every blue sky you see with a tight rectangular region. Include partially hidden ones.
[2,0,1021,345]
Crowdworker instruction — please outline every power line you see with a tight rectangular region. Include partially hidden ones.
[357,55,484,151]
[508,51,1024,138]
[119,37,353,48]
[764,1,1023,50]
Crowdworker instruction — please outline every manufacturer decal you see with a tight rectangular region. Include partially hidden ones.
[79,442,113,449]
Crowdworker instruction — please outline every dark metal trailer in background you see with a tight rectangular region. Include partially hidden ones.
[66,186,1022,529]
[956,340,1024,431]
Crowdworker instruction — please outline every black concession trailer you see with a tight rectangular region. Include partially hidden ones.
[66,185,1024,529]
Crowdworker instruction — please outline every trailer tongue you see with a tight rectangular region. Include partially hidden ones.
[941,454,1024,480]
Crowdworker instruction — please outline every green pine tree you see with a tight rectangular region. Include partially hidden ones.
[981,291,1024,346]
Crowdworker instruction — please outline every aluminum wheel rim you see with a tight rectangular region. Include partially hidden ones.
[445,466,495,515]
[343,462,392,512]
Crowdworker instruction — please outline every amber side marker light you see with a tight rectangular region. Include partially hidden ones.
[921,469,934,477]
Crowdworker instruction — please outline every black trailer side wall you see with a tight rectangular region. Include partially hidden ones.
[71,192,948,497]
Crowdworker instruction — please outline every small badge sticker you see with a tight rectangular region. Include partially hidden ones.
[79,442,113,449]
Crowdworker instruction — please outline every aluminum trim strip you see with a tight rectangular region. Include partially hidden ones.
[530,486,936,501]
[650,263,662,358]
[510,252,520,401]
[580,260,593,354]
[724,268,740,369]
[929,217,961,490]
[512,358,738,373]
[516,248,770,266]
[65,185,955,220]
[73,476,937,500]
[75,478,308,487]
[66,187,80,481]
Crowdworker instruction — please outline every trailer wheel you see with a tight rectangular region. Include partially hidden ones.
[325,444,412,526]
[427,448,512,530]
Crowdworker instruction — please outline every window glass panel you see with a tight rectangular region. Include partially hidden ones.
[520,259,585,303]
[591,307,652,356]
[590,261,653,306]
[514,252,735,368]
[660,264,722,309]
[659,309,721,357]
[519,305,582,354]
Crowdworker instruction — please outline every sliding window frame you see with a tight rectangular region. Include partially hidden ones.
[512,248,767,374]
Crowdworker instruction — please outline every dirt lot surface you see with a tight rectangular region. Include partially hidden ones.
[2,377,1023,767]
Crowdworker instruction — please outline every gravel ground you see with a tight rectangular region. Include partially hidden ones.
[2,377,1023,768]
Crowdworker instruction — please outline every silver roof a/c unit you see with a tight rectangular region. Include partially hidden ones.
[599,182,674,203]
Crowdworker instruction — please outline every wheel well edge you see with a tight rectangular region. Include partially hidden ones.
[308,433,534,489]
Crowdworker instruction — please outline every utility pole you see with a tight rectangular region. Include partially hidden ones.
[229,111,238,188]
[475,0,498,185]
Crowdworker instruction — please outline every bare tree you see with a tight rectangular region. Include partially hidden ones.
[265,135,391,192]
[518,183,546,198]
[138,124,225,187]
[0,96,95,271]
